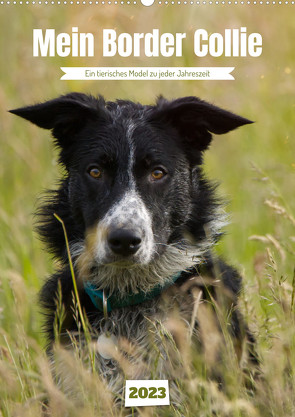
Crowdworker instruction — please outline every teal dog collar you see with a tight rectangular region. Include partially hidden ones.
[84,271,182,313]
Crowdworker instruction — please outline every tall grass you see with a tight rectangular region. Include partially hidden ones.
[1,3,295,416]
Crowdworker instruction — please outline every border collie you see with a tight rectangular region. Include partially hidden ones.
[11,94,256,405]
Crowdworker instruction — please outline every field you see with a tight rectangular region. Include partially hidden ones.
[0,4,295,416]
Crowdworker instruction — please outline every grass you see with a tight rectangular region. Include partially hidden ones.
[1,3,295,416]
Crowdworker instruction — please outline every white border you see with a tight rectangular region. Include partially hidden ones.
[0,1,294,4]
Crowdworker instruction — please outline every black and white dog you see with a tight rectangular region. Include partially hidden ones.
[11,94,256,402]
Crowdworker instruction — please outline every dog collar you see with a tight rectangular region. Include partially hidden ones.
[84,271,182,313]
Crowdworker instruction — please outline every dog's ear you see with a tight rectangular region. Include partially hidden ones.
[10,93,107,147]
[150,96,253,155]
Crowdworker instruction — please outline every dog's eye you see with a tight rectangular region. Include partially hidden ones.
[88,167,102,179]
[151,168,166,181]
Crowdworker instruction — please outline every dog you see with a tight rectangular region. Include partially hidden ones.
[10,94,257,407]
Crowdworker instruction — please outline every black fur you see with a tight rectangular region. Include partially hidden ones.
[11,94,257,382]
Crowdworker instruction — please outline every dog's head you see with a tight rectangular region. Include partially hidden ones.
[10,94,252,294]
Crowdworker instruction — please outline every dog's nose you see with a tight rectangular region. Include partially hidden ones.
[108,229,142,257]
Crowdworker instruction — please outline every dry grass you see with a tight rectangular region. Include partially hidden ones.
[1,164,294,417]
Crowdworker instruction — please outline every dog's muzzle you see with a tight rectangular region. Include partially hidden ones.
[83,191,156,266]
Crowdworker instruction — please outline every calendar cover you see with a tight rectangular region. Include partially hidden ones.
[0,2,294,416]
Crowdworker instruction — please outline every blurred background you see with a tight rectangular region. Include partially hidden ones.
[0,4,295,414]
